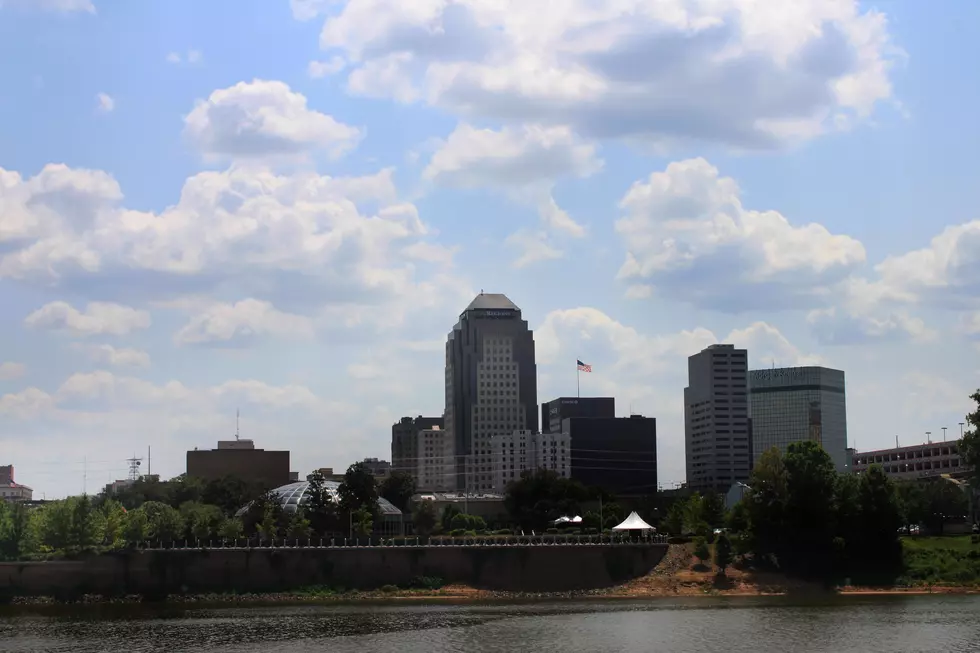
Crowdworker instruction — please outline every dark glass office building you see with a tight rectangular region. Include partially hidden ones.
[445,293,538,492]
[562,415,657,496]
[541,396,615,433]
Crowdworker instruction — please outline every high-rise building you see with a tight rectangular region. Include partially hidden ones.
[391,415,444,479]
[541,397,615,433]
[562,415,657,496]
[445,293,538,493]
[684,344,751,494]
[749,366,848,471]
[491,429,571,492]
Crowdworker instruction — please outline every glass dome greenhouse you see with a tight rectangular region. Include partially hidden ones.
[242,480,402,517]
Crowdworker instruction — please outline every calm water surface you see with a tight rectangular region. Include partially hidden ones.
[1,596,978,653]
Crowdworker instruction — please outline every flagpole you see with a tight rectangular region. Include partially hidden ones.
[577,361,580,398]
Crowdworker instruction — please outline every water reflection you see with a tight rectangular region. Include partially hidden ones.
[2,596,979,653]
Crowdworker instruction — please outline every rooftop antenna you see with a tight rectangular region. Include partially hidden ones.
[896,435,899,448]
[235,408,240,441]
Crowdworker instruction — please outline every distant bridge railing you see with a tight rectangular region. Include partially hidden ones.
[133,533,669,551]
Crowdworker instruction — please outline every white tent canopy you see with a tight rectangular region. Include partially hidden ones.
[553,515,583,525]
[612,511,656,531]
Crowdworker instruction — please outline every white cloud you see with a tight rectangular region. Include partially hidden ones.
[73,344,151,368]
[615,158,866,311]
[313,0,898,149]
[425,123,598,243]
[24,301,150,337]
[0,362,26,381]
[505,229,562,268]
[291,0,332,21]
[0,387,55,420]
[0,163,462,329]
[871,220,980,309]
[308,57,346,78]
[174,298,316,346]
[1,0,95,13]
[96,92,114,113]
[807,307,934,345]
[183,79,361,161]
[167,49,202,65]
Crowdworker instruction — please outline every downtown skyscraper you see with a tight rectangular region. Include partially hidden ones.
[444,293,538,493]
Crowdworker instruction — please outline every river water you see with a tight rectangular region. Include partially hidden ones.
[1,596,978,652]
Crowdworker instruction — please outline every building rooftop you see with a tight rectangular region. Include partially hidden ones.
[463,293,520,312]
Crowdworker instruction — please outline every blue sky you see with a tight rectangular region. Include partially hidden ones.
[1,0,979,498]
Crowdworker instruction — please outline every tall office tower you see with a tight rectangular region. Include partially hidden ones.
[684,344,751,494]
[445,293,538,493]
[749,366,847,472]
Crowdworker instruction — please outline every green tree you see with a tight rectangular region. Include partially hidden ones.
[725,501,749,533]
[700,492,726,529]
[142,501,184,541]
[257,504,279,539]
[180,501,224,541]
[746,447,789,562]
[218,517,243,542]
[286,510,312,539]
[504,469,589,530]
[100,499,127,547]
[351,507,373,537]
[582,510,601,531]
[693,537,710,565]
[0,502,30,560]
[714,533,734,575]
[896,481,927,533]
[123,507,148,545]
[854,465,903,574]
[165,475,205,508]
[379,472,417,512]
[338,463,379,520]
[304,471,340,536]
[663,499,685,535]
[921,478,969,535]
[441,505,460,532]
[781,441,839,576]
[201,476,264,516]
[958,389,980,487]
[412,500,438,538]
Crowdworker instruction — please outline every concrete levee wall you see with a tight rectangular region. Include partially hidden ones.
[0,544,667,597]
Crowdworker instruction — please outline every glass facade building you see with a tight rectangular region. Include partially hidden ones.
[749,366,847,472]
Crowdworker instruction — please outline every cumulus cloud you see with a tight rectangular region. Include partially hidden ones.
[425,123,599,238]
[174,298,316,346]
[183,79,361,160]
[0,362,26,381]
[615,158,866,311]
[312,0,898,149]
[1,0,94,13]
[24,301,150,337]
[72,344,151,368]
[871,221,980,309]
[0,163,462,323]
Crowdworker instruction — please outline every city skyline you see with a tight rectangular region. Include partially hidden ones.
[1,1,979,499]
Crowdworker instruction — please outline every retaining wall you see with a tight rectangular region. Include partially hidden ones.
[0,544,668,597]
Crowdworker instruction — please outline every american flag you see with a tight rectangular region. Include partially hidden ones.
[577,360,592,372]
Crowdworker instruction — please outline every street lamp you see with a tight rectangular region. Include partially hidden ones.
[942,426,948,442]
[926,431,932,444]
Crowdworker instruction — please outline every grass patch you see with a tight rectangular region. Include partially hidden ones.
[899,536,980,586]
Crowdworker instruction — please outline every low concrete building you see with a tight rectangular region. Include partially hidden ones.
[851,440,970,481]
[361,458,391,479]
[186,439,290,489]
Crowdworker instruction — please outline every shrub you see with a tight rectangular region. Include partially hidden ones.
[546,528,559,534]
[409,576,445,590]
[693,537,710,563]
[380,584,398,593]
